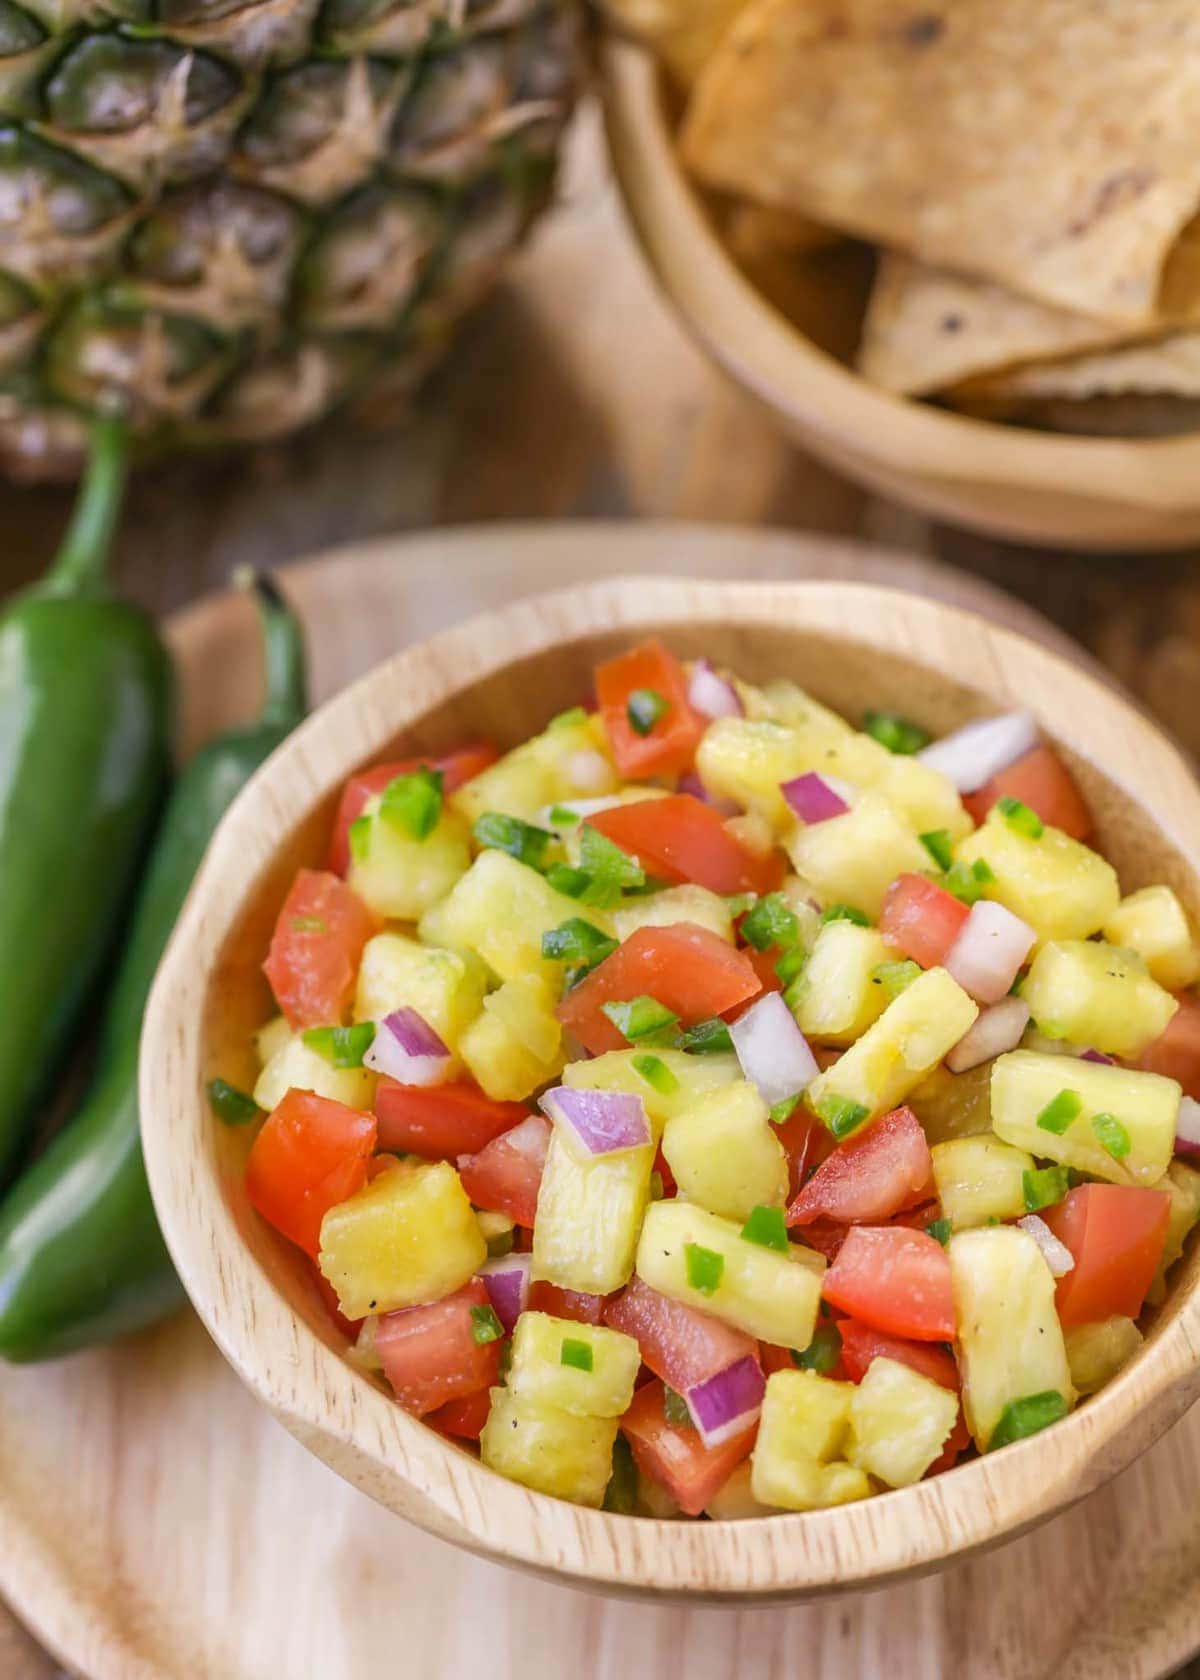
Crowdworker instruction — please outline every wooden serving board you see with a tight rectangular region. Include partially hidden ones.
[1,523,1197,1680]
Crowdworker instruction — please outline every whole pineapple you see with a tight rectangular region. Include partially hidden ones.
[0,0,580,476]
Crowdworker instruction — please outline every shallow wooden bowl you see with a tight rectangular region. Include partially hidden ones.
[598,36,1200,553]
[142,574,1200,1602]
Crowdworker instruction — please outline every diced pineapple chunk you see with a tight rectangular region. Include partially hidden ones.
[253,1033,376,1113]
[563,1048,741,1130]
[909,1062,994,1145]
[507,1312,640,1417]
[1146,1159,1200,1304]
[745,680,854,737]
[635,1200,822,1347]
[948,1226,1074,1450]
[460,973,565,1101]
[806,967,978,1132]
[452,714,616,828]
[1021,939,1177,1058]
[847,1357,959,1487]
[695,716,851,829]
[796,920,891,1046]
[480,1388,618,1507]
[1065,1317,1143,1395]
[931,1135,1034,1230]
[1103,885,1200,992]
[704,1460,781,1519]
[419,849,607,984]
[990,1050,1179,1189]
[353,931,488,1054]
[778,876,824,952]
[661,1080,788,1222]
[348,798,471,921]
[254,1014,292,1067]
[532,1127,654,1294]
[318,1161,485,1319]
[954,810,1119,944]
[875,754,972,841]
[750,1369,870,1511]
[785,792,930,919]
[612,883,734,943]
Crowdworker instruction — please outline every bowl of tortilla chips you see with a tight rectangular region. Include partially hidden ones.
[598,0,1200,550]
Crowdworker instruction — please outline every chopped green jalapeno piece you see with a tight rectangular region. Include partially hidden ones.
[207,1078,261,1126]
[769,1093,800,1125]
[792,1322,843,1373]
[380,766,443,840]
[541,918,618,966]
[872,959,921,1000]
[1091,1111,1132,1159]
[632,1053,679,1094]
[862,709,930,755]
[473,811,553,869]
[348,814,372,864]
[1036,1088,1082,1136]
[602,995,680,1043]
[676,1017,734,1054]
[988,1390,1069,1450]
[548,803,581,826]
[576,824,645,907]
[941,858,994,905]
[560,1337,594,1372]
[741,891,800,952]
[626,687,669,735]
[725,892,757,919]
[301,1023,375,1068]
[544,862,590,897]
[998,796,1044,840]
[775,946,807,986]
[741,1205,789,1252]
[919,829,955,871]
[926,1217,952,1246]
[1023,1164,1071,1213]
[470,1304,505,1345]
[820,904,870,927]
[663,1385,694,1428]
[816,1093,870,1139]
[684,1242,724,1295]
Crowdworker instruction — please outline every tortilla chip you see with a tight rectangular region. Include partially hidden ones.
[955,331,1200,404]
[682,0,1200,325]
[600,0,752,85]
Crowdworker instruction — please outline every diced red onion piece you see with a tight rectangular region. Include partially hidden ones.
[363,1008,452,1087]
[688,659,744,721]
[1080,1048,1115,1065]
[946,997,1031,1073]
[1176,1095,1200,1158]
[729,992,819,1105]
[479,1254,532,1334]
[678,770,740,817]
[917,712,1040,794]
[781,771,852,825]
[1018,1215,1075,1278]
[944,901,1037,1004]
[539,1085,652,1158]
[684,1354,766,1449]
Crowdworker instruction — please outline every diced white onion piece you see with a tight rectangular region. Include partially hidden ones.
[363,1008,451,1087]
[688,659,744,720]
[944,901,1037,1004]
[539,1085,652,1159]
[917,711,1040,794]
[564,749,614,793]
[1176,1095,1200,1158]
[684,1354,766,1449]
[729,992,819,1106]
[1018,1215,1075,1277]
[946,997,1031,1073]
[780,771,853,825]
[479,1254,532,1334]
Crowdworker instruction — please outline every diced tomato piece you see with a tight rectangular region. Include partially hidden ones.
[620,1378,756,1516]
[585,795,783,898]
[880,873,970,970]
[837,1319,960,1391]
[557,922,761,1055]
[788,1106,934,1227]
[246,1090,376,1257]
[458,1115,550,1227]
[926,1410,972,1477]
[263,869,377,1030]
[427,1387,492,1442]
[746,945,785,997]
[605,1276,758,1391]
[310,1261,361,1338]
[595,638,706,780]
[1042,1183,1171,1329]
[529,1282,609,1324]
[1139,992,1200,1099]
[798,1221,847,1263]
[653,1143,677,1198]
[964,745,1091,842]
[374,1079,532,1159]
[822,1226,955,1341]
[512,1226,533,1253]
[327,742,499,874]
[775,1106,834,1200]
[375,1280,502,1417]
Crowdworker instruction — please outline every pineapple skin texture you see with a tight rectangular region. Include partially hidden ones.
[0,0,581,478]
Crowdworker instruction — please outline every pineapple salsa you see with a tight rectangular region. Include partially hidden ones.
[220,639,1200,1518]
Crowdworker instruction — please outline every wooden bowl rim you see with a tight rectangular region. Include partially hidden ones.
[142,574,1200,1600]
[597,35,1200,513]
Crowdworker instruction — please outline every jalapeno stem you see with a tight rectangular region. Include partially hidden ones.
[41,415,128,600]
[241,570,308,727]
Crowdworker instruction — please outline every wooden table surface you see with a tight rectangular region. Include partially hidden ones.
[1,96,1199,1680]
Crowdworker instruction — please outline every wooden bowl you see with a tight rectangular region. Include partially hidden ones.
[142,574,1200,1601]
[598,36,1200,553]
